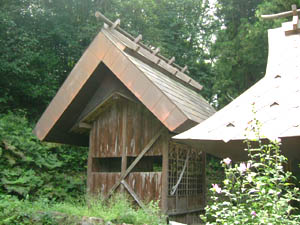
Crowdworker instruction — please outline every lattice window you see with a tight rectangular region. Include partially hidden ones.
[168,142,203,197]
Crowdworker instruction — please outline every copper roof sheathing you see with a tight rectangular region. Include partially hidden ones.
[34,19,215,146]
[173,21,300,161]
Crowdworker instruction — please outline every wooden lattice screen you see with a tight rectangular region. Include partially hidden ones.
[168,142,204,197]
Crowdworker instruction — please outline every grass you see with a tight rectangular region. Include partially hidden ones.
[0,194,167,225]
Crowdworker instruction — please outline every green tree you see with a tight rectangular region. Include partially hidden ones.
[0,0,216,119]
[105,0,217,100]
[211,0,266,108]
[211,0,300,109]
[0,0,102,119]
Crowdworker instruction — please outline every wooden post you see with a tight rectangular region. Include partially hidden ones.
[175,144,179,209]
[186,147,190,210]
[121,103,128,192]
[161,131,169,213]
[87,122,94,194]
[201,151,207,206]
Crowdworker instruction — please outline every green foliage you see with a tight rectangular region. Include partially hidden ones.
[211,0,300,109]
[206,155,225,206]
[105,0,217,100]
[201,117,300,224]
[0,0,100,119]
[89,194,165,224]
[0,194,32,225]
[0,194,166,225]
[211,0,267,108]
[0,112,88,201]
[1,0,216,119]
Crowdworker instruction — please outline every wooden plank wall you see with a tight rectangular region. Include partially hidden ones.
[89,172,162,203]
[90,98,164,158]
[86,96,206,224]
[87,97,166,203]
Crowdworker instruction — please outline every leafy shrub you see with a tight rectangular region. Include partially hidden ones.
[201,118,300,224]
[206,154,225,205]
[0,194,34,225]
[0,112,88,201]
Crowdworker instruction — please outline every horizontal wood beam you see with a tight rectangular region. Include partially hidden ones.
[167,208,204,216]
[78,122,92,129]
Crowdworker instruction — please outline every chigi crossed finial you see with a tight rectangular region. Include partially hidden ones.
[94,11,190,74]
[261,4,300,35]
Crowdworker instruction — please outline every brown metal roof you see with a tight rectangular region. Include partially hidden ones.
[173,21,300,161]
[34,23,215,146]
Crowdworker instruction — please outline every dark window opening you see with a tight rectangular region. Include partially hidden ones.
[92,157,121,172]
[127,156,162,172]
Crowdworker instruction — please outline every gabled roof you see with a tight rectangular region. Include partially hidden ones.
[173,21,300,161]
[34,20,215,146]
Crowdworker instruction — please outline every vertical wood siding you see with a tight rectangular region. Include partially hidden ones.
[88,97,165,202]
[90,98,164,158]
[90,172,162,203]
[87,96,206,224]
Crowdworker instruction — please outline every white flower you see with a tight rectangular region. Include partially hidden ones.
[212,184,222,194]
[223,157,232,165]
[238,162,251,174]
[251,211,257,216]
[247,174,253,183]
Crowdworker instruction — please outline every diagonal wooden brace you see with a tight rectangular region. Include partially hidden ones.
[121,180,146,209]
[105,128,164,200]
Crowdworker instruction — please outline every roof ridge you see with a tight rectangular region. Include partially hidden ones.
[95,11,203,91]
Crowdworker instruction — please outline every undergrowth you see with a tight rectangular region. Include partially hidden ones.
[0,193,167,225]
[0,112,88,201]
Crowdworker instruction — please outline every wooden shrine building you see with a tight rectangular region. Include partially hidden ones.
[34,13,215,223]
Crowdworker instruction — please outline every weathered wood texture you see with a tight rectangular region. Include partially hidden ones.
[90,98,164,158]
[89,172,162,203]
[161,131,169,213]
[87,97,206,224]
[105,128,163,200]
[88,97,165,203]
